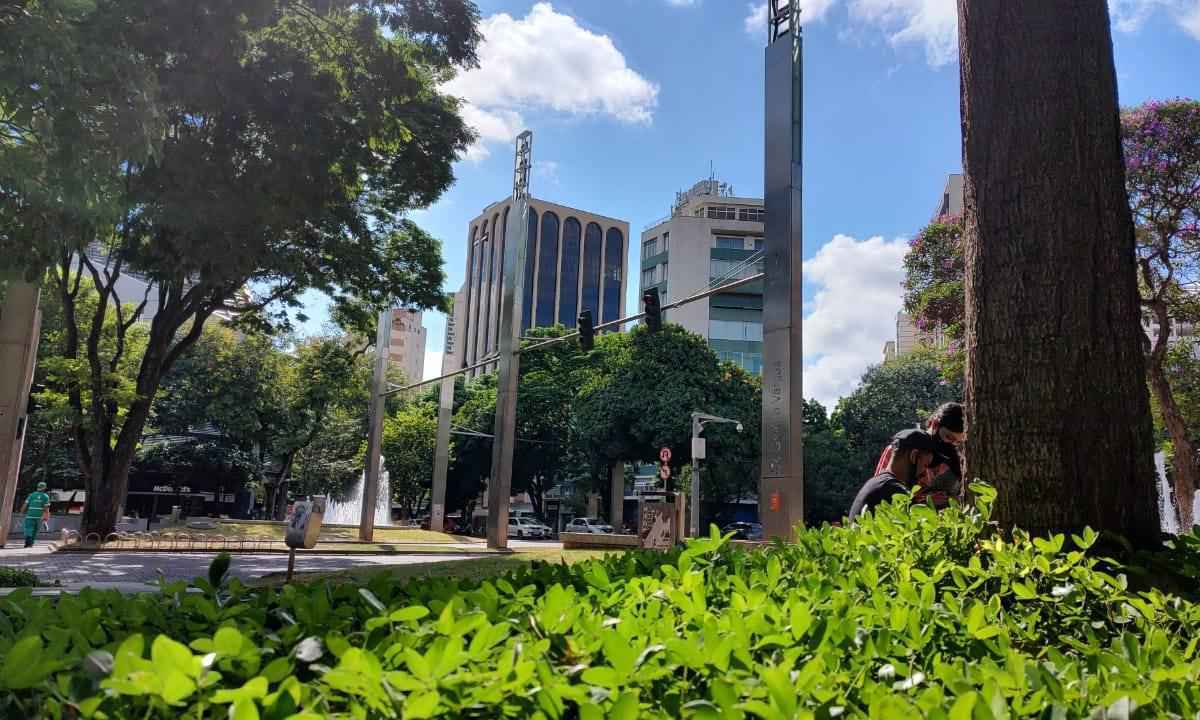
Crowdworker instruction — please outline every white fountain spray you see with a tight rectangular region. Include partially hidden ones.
[325,455,392,527]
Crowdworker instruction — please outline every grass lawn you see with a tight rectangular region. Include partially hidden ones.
[250,549,618,588]
[160,520,476,544]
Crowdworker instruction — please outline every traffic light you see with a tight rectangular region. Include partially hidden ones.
[643,288,662,332]
[577,310,595,351]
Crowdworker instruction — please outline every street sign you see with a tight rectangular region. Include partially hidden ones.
[691,437,706,460]
[659,447,671,463]
[658,464,671,480]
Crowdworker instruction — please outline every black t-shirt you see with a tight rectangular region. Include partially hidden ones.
[848,471,911,521]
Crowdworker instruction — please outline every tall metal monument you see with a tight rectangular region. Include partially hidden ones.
[486,131,533,549]
[359,308,390,541]
[429,338,454,533]
[760,0,804,540]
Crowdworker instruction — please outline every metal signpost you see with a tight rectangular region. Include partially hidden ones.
[760,0,805,540]
[486,131,533,550]
[359,309,390,541]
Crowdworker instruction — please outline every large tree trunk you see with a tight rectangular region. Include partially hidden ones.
[1149,365,1199,529]
[958,0,1161,545]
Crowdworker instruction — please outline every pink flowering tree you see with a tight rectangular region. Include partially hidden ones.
[1123,98,1200,530]
[902,216,966,382]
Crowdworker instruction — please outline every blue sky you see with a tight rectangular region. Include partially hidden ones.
[295,0,1200,408]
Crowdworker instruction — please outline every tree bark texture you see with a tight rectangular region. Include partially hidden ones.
[958,0,1161,544]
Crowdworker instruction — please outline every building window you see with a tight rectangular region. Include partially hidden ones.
[738,207,765,223]
[710,258,763,281]
[521,209,538,333]
[715,236,744,250]
[602,228,624,323]
[753,236,764,251]
[493,205,509,350]
[709,319,763,342]
[536,212,560,327]
[706,206,738,221]
[582,222,603,320]
[641,267,655,287]
[661,231,669,252]
[642,237,658,259]
[559,217,581,326]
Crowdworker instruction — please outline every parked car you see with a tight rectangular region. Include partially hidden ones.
[565,517,613,534]
[721,521,764,541]
[507,517,546,539]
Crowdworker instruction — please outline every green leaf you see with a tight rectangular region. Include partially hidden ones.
[161,669,196,705]
[0,635,47,689]
[405,690,440,719]
[390,606,430,623]
[582,666,622,688]
[610,691,639,720]
[229,700,260,720]
[949,693,977,720]
[152,635,197,677]
[214,627,247,657]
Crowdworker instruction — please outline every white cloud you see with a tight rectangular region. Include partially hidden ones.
[802,233,909,409]
[1173,1,1200,38]
[533,160,561,185]
[847,0,958,66]
[443,3,658,161]
[744,0,838,36]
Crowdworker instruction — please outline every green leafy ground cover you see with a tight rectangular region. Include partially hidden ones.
[1,486,1198,719]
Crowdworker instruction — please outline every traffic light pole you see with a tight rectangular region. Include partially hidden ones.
[760,0,805,540]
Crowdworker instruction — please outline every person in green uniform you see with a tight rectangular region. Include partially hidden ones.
[19,482,51,548]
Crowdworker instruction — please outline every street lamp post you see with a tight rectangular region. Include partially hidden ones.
[689,412,743,538]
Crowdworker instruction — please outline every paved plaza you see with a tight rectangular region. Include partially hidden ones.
[0,540,557,591]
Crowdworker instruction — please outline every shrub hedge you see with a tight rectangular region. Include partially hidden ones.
[0,567,39,587]
[1,485,1198,719]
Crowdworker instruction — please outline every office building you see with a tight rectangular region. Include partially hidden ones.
[640,178,765,374]
[441,288,467,374]
[387,308,426,383]
[456,198,629,374]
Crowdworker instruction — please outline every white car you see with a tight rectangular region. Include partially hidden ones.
[507,517,545,538]
[565,517,613,534]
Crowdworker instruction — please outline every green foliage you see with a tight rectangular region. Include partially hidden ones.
[0,0,477,533]
[2,489,1200,718]
[574,324,759,494]
[802,400,861,526]
[0,568,38,588]
[382,402,439,518]
[902,217,965,383]
[832,353,962,480]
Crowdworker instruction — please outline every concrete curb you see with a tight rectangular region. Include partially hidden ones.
[50,545,506,556]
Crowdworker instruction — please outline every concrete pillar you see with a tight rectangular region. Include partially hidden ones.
[610,462,624,531]
[760,3,805,540]
[359,310,389,541]
[0,281,41,546]
[429,376,453,533]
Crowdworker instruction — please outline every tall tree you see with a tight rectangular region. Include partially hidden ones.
[0,0,479,534]
[1122,99,1200,530]
[382,402,438,520]
[958,1,1160,542]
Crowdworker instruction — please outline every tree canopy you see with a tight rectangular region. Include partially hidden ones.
[0,0,481,534]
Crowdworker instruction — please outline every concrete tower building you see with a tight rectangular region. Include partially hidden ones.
[456,197,629,375]
[639,178,766,375]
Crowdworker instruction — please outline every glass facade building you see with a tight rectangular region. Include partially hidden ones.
[457,198,629,373]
